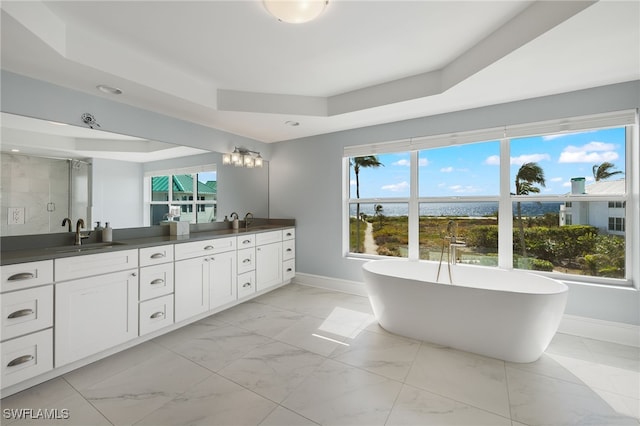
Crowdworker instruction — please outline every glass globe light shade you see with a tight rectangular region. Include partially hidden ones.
[263,0,328,24]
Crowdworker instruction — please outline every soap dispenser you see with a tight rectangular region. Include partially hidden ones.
[102,222,113,242]
[95,222,104,241]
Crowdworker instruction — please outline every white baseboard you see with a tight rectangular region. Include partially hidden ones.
[293,272,640,348]
[559,314,639,348]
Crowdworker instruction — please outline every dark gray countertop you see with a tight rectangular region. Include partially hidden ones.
[0,224,294,266]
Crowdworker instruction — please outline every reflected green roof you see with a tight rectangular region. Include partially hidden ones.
[152,175,216,194]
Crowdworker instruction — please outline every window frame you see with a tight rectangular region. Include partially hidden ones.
[343,111,637,287]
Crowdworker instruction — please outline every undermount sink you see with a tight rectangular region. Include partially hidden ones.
[50,241,128,253]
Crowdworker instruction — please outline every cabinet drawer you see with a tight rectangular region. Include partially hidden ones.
[283,239,295,261]
[139,294,174,336]
[139,245,174,267]
[174,237,236,260]
[237,271,256,299]
[1,260,53,293]
[1,285,53,342]
[55,249,139,281]
[256,230,282,246]
[237,247,256,274]
[1,328,53,389]
[139,263,174,301]
[283,259,296,281]
[237,234,256,248]
[283,228,296,241]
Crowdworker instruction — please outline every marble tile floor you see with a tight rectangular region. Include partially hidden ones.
[2,283,638,426]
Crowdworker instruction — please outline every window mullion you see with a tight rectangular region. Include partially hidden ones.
[408,151,419,260]
[498,138,512,269]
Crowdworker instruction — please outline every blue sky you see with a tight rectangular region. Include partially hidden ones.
[350,127,626,198]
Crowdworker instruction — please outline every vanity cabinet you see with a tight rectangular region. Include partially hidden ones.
[256,231,283,292]
[1,260,54,389]
[237,235,256,299]
[54,251,139,367]
[174,237,237,322]
[139,245,175,336]
[283,228,296,281]
[1,226,294,394]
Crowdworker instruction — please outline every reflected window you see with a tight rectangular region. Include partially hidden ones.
[147,168,216,225]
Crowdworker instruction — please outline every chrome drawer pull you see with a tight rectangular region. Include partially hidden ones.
[286,232,292,237]
[8,355,34,367]
[243,259,251,264]
[7,272,35,281]
[150,253,166,259]
[286,268,293,272]
[204,245,214,250]
[242,239,251,244]
[150,311,165,319]
[286,248,292,252]
[150,279,165,285]
[8,308,34,319]
[242,282,252,288]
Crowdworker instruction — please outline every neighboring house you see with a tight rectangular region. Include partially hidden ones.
[559,178,625,235]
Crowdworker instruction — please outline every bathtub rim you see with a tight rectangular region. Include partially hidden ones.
[362,258,569,296]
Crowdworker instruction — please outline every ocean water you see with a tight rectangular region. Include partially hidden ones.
[350,202,562,218]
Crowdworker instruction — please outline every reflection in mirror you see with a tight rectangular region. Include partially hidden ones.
[1,112,209,236]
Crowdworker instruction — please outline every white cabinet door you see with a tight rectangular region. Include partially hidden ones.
[174,257,210,322]
[209,251,237,309]
[256,242,282,292]
[55,269,138,367]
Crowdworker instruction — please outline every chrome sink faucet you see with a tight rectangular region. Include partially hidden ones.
[244,212,254,229]
[75,219,90,245]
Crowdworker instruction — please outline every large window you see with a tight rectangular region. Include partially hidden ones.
[147,167,217,225]
[344,111,636,285]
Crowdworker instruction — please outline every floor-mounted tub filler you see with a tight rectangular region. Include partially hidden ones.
[362,259,568,363]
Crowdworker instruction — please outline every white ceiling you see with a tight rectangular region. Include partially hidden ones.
[1,0,638,144]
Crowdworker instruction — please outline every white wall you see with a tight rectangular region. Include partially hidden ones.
[269,81,640,325]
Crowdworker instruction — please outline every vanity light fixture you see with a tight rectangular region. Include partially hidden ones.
[263,0,328,23]
[222,147,264,168]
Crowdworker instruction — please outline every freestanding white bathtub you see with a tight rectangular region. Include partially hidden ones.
[362,259,568,363]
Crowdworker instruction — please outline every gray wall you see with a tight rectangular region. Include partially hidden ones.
[269,80,640,325]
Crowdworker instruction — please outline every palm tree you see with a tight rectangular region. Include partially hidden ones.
[592,162,623,181]
[351,156,383,252]
[514,162,546,258]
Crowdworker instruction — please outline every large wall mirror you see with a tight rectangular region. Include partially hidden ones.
[1,112,270,237]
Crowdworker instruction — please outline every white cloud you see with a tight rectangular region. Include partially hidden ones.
[350,179,356,186]
[558,141,619,163]
[510,153,551,165]
[562,182,572,187]
[418,158,429,167]
[550,177,563,182]
[484,155,500,165]
[393,159,410,167]
[440,166,454,173]
[449,185,481,194]
[381,181,409,192]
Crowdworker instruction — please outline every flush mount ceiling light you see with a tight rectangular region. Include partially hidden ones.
[263,0,328,23]
[222,147,264,168]
[96,84,123,95]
